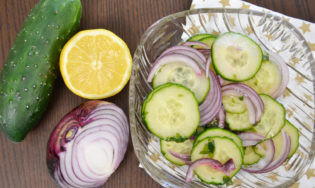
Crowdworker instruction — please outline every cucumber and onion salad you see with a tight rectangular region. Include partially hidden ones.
[141,32,299,185]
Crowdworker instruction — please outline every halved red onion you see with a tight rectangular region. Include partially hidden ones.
[169,150,191,164]
[47,101,129,188]
[238,132,265,147]
[222,83,264,124]
[181,41,210,49]
[199,70,222,125]
[254,131,291,173]
[269,51,290,98]
[186,158,235,183]
[217,106,225,128]
[242,139,275,173]
[146,53,202,82]
[156,45,207,69]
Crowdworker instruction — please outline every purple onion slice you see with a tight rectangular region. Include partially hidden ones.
[269,51,290,98]
[242,139,275,173]
[186,158,235,183]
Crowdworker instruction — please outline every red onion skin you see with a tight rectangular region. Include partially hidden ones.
[205,56,212,78]
[238,132,265,141]
[238,132,264,146]
[199,71,222,125]
[222,83,264,123]
[154,45,206,69]
[217,106,225,128]
[169,150,191,161]
[251,131,291,173]
[47,101,98,161]
[242,139,275,173]
[197,48,211,59]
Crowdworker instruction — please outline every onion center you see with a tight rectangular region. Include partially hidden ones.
[84,140,113,176]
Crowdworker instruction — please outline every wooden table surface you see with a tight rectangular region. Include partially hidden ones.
[0,0,314,187]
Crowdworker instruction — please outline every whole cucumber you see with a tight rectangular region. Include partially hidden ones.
[0,0,82,142]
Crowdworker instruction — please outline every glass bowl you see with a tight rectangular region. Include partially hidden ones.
[129,8,315,188]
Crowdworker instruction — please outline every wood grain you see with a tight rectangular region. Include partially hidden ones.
[0,0,314,188]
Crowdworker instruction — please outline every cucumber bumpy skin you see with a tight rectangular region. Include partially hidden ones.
[0,0,82,142]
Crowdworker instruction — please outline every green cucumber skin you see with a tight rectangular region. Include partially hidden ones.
[286,120,299,158]
[187,34,217,41]
[0,0,82,142]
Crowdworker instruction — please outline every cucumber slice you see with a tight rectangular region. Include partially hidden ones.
[222,95,246,114]
[226,111,253,131]
[242,60,281,96]
[195,128,244,156]
[272,120,299,158]
[199,36,217,48]
[254,141,268,157]
[191,136,243,185]
[244,146,261,165]
[188,34,216,42]
[152,62,210,104]
[142,83,200,141]
[252,94,285,139]
[160,139,194,166]
[212,32,263,81]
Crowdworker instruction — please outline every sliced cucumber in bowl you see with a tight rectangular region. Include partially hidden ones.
[222,95,246,114]
[153,62,210,104]
[252,94,285,139]
[139,30,299,185]
[198,35,217,48]
[194,128,244,156]
[272,120,299,158]
[244,146,261,165]
[160,139,194,166]
[142,83,200,142]
[191,136,243,185]
[242,60,281,96]
[226,110,253,131]
[212,32,263,81]
[188,33,216,42]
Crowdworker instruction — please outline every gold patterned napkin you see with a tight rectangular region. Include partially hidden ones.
[189,0,315,188]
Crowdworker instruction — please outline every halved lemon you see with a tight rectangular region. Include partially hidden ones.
[60,29,132,99]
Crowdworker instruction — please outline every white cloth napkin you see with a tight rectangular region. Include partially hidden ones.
[189,0,315,188]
